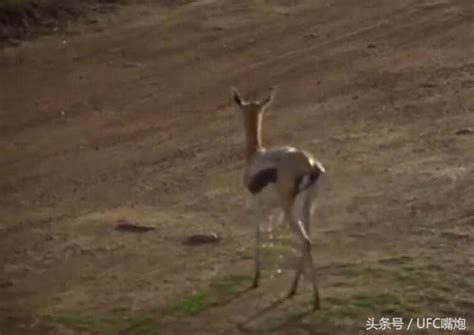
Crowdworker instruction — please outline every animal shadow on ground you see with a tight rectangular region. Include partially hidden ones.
[236,295,314,333]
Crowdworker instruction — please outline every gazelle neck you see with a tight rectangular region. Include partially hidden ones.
[244,113,263,163]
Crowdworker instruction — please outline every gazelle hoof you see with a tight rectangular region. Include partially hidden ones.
[313,300,320,310]
[252,272,260,288]
[252,279,259,288]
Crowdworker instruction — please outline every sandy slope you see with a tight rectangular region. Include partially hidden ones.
[1,0,473,334]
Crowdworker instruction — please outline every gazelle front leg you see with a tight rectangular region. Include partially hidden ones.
[253,216,262,288]
[252,196,268,288]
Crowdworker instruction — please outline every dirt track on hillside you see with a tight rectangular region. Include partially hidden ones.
[1,0,473,334]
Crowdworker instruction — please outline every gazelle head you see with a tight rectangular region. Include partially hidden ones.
[230,86,276,125]
[230,86,277,160]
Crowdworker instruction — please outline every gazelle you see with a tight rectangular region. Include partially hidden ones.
[231,86,326,310]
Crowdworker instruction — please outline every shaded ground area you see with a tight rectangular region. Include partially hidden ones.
[0,0,126,44]
[1,0,473,334]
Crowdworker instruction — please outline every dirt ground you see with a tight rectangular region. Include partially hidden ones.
[0,0,127,43]
[1,0,473,334]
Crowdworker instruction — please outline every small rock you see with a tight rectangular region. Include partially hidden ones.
[123,62,141,68]
[80,248,93,255]
[8,39,22,47]
[440,231,470,241]
[0,280,14,288]
[115,219,155,233]
[348,232,365,238]
[96,246,110,253]
[454,128,474,136]
[367,43,377,49]
[44,234,58,242]
[420,83,437,88]
[182,233,220,246]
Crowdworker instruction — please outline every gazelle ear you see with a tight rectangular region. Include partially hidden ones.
[230,86,244,107]
[261,86,277,109]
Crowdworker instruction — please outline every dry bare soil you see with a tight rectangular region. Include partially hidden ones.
[1,0,473,334]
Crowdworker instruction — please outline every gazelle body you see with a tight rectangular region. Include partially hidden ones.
[231,86,325,310]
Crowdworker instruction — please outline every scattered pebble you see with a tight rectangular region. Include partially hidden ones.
[454,128,474,136]
[8,39,22,47]
[420,83,437,88]
[115,219,155,233]
[440,231,470,241]
[123,62,141,68]
[0,280,14,288]
[182,233,220,246]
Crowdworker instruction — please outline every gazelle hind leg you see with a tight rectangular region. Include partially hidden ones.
[304,238,320,310]
[288,192,312,297]
[288,254,304,297]
[288,236,320,310]
[287,193,320,310]
[302,192,320,310]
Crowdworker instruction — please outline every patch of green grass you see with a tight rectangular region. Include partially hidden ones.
[44,310,96,332]
[41,273,252,335]
[339,255,469,315]
[123,317,160,335]
[118,273,253,335]
[256,289,422,334]
[337,256,439,291]
[352,291,420,316]
[316,297,361,320]
[161,273,252,320]
[0,0,38,11]
[161,290,216,319]
[211,273,252,298]
[256,255,470,333]
[383,255,416,265]
[315,291,419,321]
